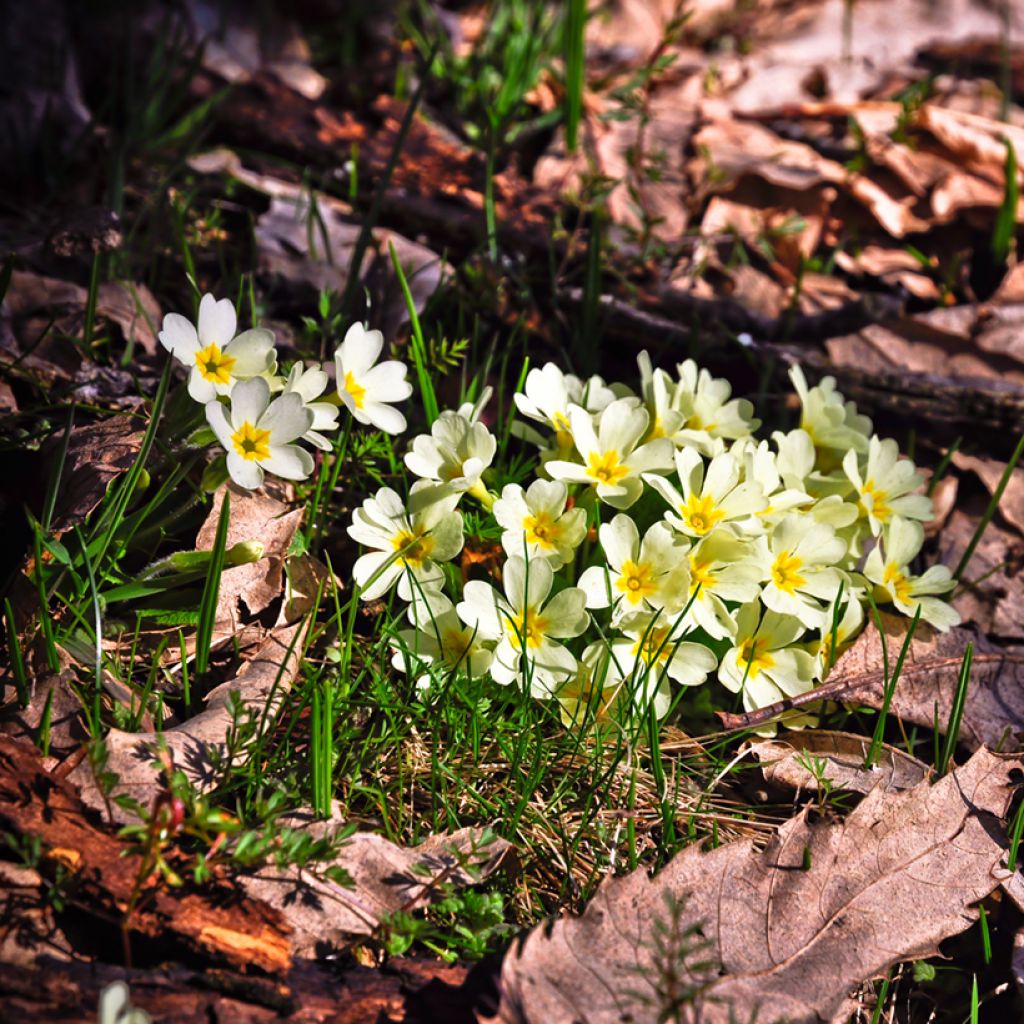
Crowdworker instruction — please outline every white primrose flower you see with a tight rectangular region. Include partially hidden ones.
[843,435,932,536]
[608,610,718,719]
[280,361,339,451]
[719,605,818,719]
[672,358,760,455]
[456,555,589,694]
[637,352,685,442]
[391,590,494,687]
[761,514,848,628]
[578,515,690,618]
[205,377,313,490]
[646,447,765,539]
[334,322,413,434]
[160,293,277,404]
[554,641,624,728]
[738,438,810,527]
[493,479,587,568]
[864,516,960,630]
[684,532,764,640]
[347,482,464,601]
[512,362,618,450]
[404,410,497,496]
[789,364,872,473]
[546,398,674,509]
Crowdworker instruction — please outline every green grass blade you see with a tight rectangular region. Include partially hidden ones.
[389,240,439,422]
[563,0,587,153]
[865,602,920,768]
[937,641,974,775]
[194,491,231,678]
[3,597,29,707]
[992,137,1019,266]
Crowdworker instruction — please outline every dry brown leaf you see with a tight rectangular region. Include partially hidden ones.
[241,819,510,956]
[749,729,931,795]
[195,484,304,634]
[46,417,144,536]
[952,451,1024,538]
[69,620,306,822]
[487,747,1019,1024]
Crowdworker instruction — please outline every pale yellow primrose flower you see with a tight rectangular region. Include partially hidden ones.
[735,438,811,527]
[684,531,763,640]
[761,514,848,629]
[554,641,624,728]
[512,362,618,450]
[493,479,587,568]
[456,555,589,694]
[347,482,463,601]
[159,293,277,404]
[391,589,494,688]
[578,515,690,620]
[719,605,818,724]
[546,398,674,509]
[404,411,497,495]
[637,352,685,443]
[864,516,960,630]
[280,361,340,451]
[608,610,718,718]
[806,595,865,679]
[646,447,765,539]
[334,322,413,434]
[843,435,932,536]
[672,358,760,455]
[789,364,872,473]
[205,378,313,490]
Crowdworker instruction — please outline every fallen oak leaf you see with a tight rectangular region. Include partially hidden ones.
[717,613,1024,749]
[748,729,931,796]
[485,747,1021,1024]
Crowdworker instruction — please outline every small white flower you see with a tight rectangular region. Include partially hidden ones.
[684,532,763,640]
[761,514,848,629]
[738,438,810,527]
[578,515,690,618]
[646,447,765,538]
[160,293,277,404]
[789,364,872,472]
[719,605,818,720]
[608,610,718,718]
[391,590,494,686]
[672,358,760,455]
[844,435,932,536]
[493,479,587,568]
[205,378,313,490]
[334,322,413,434]
[280,361,339,451]
[404,411,497,494]
[864,517,959,630]
[347,483,464,600]
[546,399,674,509]
[457,555,589,694]
[512,362,618,449]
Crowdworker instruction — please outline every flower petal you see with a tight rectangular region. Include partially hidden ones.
[158,313,199,360]
[362,360,413,402]
[361,402,407,435]
[231,377,271,429]
[262,392,313,444]
[338,323,383,376]
[226,452,263,490]
[187,367,217,405]
[225,328,276,375]
[205,400,234,449]
[262,444,314,480]
[197,294,237,347]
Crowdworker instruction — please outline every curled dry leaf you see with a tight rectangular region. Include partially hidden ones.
[720,612,1024,749]
[195,484,304,634]
[241,820,510,957]
[749,729,931,795]
[69,619,306,823]
[487,747,1020,1024]
[952,451,1024,538]
[46,417,144,536]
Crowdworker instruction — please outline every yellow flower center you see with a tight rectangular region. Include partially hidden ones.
[586,450,629,487]
[648,416,666,440]
[737,636,775,679]
[771,550,806,595]
[231,421,271,462]
[615,560,657,604]
[861,479,892,522]
[506,609,547,651]
[344,370,367,410]
[196,343,236,385]
[523,511,559,550]
[632,626,671,666]
[689,555,715,599]
[392,528,433,568]
[552,411,574,450]
[681,494,725,535]
[442,627,473,663]
[685,413,718,433]
[883,563,912,605]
